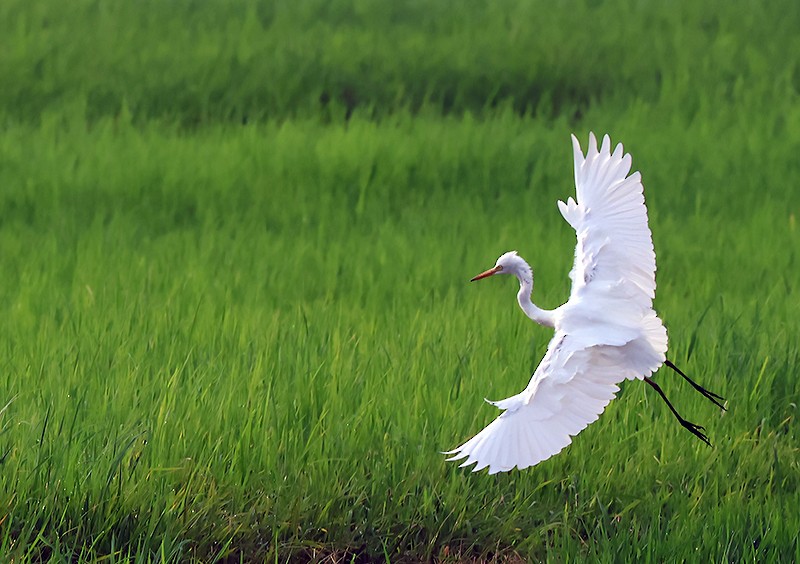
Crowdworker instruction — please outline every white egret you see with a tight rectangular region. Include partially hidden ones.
[445,133,725,474]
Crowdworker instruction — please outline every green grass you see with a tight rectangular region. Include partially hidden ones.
[0,0,798,561]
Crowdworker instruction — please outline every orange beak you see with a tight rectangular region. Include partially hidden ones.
[470,265,502,282]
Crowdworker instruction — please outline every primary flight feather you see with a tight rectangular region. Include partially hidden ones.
[445,133,725,475]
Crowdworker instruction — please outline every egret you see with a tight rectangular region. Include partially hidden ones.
[445,133,726,474]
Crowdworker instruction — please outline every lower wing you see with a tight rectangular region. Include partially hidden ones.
[445,333,662,474]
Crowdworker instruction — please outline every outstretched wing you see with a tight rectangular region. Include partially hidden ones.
[557,133,656,309]
[445,331,657,474]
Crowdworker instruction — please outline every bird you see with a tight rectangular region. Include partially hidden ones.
[445,132,726,474]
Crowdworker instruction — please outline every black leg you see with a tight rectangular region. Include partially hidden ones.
[664,360,727,411]
[644,377,712,447]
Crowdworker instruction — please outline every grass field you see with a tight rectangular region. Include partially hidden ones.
[1,0,799,561]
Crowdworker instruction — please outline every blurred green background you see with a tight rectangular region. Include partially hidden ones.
[0,0,798,561]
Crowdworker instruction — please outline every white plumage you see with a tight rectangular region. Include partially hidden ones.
[446,132,673,474]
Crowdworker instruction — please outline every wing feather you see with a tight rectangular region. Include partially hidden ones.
[562,133,656,306]
[446,332,647,474]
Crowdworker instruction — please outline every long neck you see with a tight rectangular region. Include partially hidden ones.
[516,271,556,328]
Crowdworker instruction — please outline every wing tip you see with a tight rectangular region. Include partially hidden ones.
[576,131,631,161]
[600,134,611,155]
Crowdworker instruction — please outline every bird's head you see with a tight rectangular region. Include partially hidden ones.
[470,251,532,284]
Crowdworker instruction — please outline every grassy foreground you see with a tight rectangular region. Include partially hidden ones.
[0,0,799,562]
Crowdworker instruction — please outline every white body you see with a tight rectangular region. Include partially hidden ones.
[446,133,668,474]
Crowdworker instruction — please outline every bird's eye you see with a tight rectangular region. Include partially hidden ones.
[496,265,503,271]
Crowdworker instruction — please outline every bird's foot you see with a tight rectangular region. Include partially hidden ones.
[664,360,727,411]
[681,419,711,447]
[695,385,727,411]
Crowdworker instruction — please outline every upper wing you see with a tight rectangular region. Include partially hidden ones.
[557,133,656,308]
[445,331,658,474]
